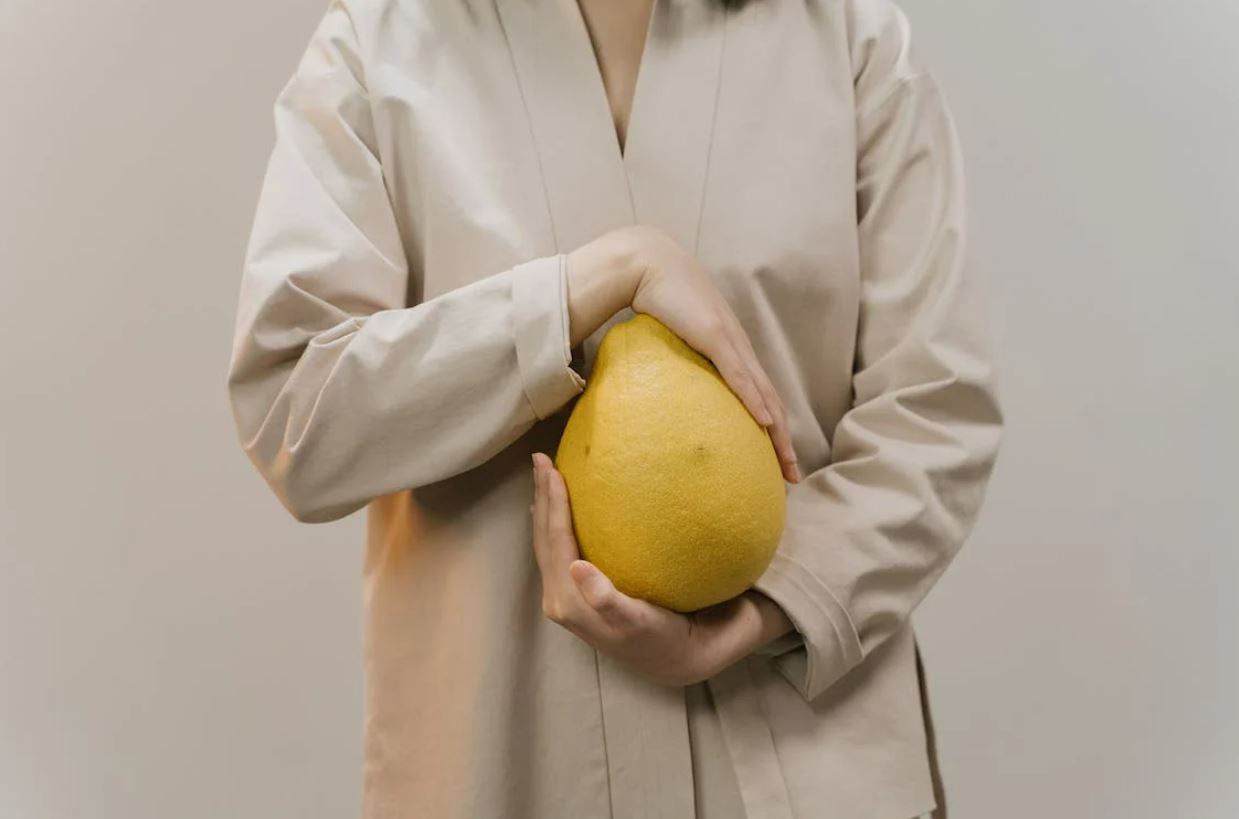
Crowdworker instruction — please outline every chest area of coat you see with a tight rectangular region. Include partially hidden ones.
[368,6,860,308]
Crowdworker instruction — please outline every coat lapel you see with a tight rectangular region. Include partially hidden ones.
[494,0,724,256]
[496,0,727,379]
[495,0,634,251]
[708,661,795,819]
[621,0,726,255]
[597,655,696,818]
[497,4,749,817]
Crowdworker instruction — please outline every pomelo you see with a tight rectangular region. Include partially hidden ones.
[555,314,786,613]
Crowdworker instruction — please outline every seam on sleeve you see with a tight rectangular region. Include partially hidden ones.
[512,274,544,421]
[759,553,865,697]
[510,255,585,421]
[855,72,925,124]
[771,552,864,657]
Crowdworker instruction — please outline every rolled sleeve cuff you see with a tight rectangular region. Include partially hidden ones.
[510,254,586,420]
[751,551,865,701]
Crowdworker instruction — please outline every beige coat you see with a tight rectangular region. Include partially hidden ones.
[226,0,1003,816]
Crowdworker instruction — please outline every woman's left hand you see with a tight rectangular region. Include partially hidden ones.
[530,453,794,687]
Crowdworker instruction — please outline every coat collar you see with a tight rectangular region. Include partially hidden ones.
[495,0,726,255]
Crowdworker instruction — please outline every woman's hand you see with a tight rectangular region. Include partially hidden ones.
[566,226,801,483]
[530,453,794,686]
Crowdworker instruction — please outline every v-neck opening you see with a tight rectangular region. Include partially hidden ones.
[568,0,660,163]
[495,0,727,255]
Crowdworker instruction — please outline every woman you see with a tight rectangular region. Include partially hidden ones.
[226,0,1002,816]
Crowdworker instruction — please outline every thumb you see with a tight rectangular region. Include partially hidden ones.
[570,561,628,625]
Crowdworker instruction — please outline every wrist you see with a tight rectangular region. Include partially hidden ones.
[694,592,793,680]
[596,225,654,300]
[743,591,794,652]
[564,228,646,346]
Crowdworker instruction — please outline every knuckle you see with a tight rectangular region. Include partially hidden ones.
[722,361,751,386]
[615,609,648,637]
[595,592,621,618]
[542,599,564,624]
[609,618,637,640]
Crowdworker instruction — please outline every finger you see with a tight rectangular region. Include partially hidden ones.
[722,318,801,482]
[768,420,801,482]
[743,365,800,482]
[710,336,774,427]
[722,312,781,421]
[533,454,583,626]
[726,334,778,430]
[729,330,778,422]
[530,454,551,571]
[545,466,581,574]
[569,560,646,633]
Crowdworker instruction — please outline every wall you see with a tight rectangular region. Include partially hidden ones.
[1,3,366,817]
[1,1,1235,817]
[903,2,1239,817]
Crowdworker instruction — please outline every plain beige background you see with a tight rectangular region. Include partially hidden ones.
[1,1,1235,817]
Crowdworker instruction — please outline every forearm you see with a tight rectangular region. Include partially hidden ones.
[230,257,584,523]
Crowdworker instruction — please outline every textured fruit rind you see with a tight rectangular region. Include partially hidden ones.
[555,314,787,612]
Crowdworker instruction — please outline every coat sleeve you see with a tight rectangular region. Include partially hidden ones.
[751,1,1003,701]
[226,2,584,523]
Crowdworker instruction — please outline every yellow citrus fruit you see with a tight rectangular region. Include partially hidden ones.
[554,314,786,612]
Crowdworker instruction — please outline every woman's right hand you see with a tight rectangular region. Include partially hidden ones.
[565,226,801,483]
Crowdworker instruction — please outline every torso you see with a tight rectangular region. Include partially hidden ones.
[356,0,938,816]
